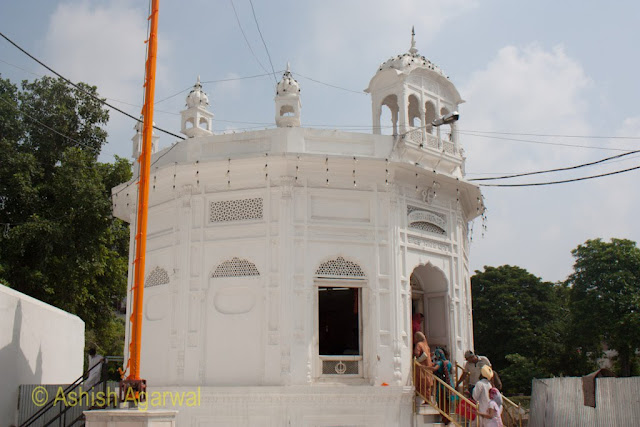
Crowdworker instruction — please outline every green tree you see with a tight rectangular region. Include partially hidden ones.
[471,265,566,394]
[0,75,131,354]
[567,238,640,377]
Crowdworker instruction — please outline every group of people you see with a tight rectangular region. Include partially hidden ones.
[413,330,504,426]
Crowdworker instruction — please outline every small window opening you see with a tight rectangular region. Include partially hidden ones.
[319,287,360,356]
[199,117,209,130]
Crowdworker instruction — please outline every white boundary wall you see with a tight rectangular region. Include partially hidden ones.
[0,285,84,425]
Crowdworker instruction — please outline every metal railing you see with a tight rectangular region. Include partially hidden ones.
[19,357,121,427]
[455,362,467,391]
[414,360,478,427]
[502,395,526,427]
[452,362,526,427]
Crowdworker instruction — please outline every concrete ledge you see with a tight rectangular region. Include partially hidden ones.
[84,409,178,426]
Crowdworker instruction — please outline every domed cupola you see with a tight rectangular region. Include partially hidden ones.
[377,29,448,78]
[181,76,214,138]
[275,63,301,127]
[365,27,463,138]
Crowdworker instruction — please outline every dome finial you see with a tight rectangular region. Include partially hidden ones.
[409,26,418,55]
[286,62,291,73]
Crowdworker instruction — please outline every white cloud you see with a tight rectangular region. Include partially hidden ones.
[44,0,147,102]
[462,44,593,174]
[461,44,605,281]
[43,0,175,160]
[300,0,479,77]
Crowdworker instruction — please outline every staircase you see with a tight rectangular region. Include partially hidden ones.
[414,360,527,427]
[413,360,478,427]
[18,357,120,427]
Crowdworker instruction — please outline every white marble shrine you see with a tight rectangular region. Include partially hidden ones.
[111,30,485,426]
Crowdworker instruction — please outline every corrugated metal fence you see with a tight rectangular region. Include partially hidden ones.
[529,377,640,427]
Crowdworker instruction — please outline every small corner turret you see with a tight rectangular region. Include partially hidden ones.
[131,120,159,159]
[275,63,301,127]
[181,76,214,138]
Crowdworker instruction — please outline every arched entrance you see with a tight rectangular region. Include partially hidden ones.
[410,263,449,353]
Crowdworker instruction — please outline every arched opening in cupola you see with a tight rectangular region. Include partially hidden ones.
[380,94,399,135]
[425,101,436,135]
[408,94,422,129]
[185,118,194,129]
[280,105,295,117]
[198,117,209,130]
[440,107,453,141]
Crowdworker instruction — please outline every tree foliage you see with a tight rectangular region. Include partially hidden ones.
[0,75,131,352]
[471,265,566,394]
[566,238,640,377]
[472,239,640,394]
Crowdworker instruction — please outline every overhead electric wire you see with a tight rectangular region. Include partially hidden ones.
[292,72,366,95]
[458,129,640,141]
[248,0,278,84]
[0,58,42,78]
[0,30,185,141]
[469,149,640,181]
[9,28,640,186]
[229,0,270,76]
[200,72,283,85]
[478,165,640,187]
[132,71,283,106]
[458,130,636,152]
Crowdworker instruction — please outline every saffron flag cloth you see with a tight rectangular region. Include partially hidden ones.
[455,399,477,421]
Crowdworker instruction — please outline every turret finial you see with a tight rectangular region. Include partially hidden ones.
[286,62,291,73]
[409,26,418,55]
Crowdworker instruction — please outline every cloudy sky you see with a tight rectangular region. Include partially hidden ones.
[1,0,639,283]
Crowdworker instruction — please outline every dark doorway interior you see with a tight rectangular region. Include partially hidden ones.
[318,287,360,356]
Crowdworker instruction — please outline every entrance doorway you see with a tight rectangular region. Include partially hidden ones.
[410,263,449,353]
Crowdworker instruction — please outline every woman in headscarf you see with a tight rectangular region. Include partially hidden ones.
[432,348,456,425]
[480,387,504,427]
[413,331,433,403]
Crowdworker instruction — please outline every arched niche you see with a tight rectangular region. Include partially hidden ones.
[206,257,263,385]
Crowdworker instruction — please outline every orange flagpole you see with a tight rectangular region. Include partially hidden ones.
[124,0,158,393]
